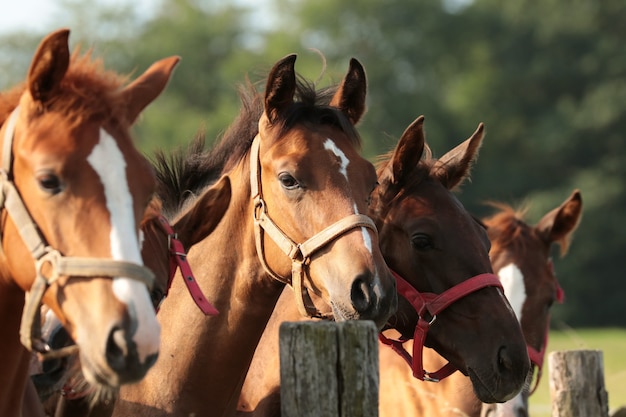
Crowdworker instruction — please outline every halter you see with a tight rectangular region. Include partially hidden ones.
[379,269,503,382]
[526,258,565,394]
[154,215,218,316]
[0,106,155,360]
[250,134,378,318]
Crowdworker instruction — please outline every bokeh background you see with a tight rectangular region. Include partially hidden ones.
[2,0,624,413]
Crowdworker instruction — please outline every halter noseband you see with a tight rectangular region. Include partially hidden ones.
[379,269,503,382]
[250,134,378,318]
[0,106,155,360]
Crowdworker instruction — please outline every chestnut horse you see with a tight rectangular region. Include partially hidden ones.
[237,116,530,416]
[0,29,178,416]
[31,176,232,417]
[112,55,397,417]
[377,190,582,417]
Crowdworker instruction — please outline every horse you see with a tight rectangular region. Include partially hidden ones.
[376,190,583,417]
[31,175,232,417]
[0,28,178,416]
[111,55,398,417]
[236,116,531,416]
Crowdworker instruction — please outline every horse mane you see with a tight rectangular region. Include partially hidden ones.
[153,74,362,218]
[0,50,130,128]
[141,197,163,227]
[0,86,23,125]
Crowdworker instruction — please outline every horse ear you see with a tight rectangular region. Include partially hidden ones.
[264,54,297,124]
[383,116,425,185]
[120,56,180,125]
[329,58,367,125]
[173,176,232,249]
[431,123,485,190]
[28,29,71,104]
[535,189,583,256]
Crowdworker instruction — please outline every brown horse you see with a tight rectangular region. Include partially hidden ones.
[32,176,232,417]
[0,29,178,416]
[377,190,582,417]
[236,116,530,416]
[112,55,397,417]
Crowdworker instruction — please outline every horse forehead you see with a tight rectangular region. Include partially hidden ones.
[493,231,551,278]
[269,130,367,180]
[20,111,132,173]
[393,182,471,225]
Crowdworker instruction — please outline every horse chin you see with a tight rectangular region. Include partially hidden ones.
[79,351,123,390]
[480,391,530,417]
[330,302,358,322]
[330,302,387,330]
[467,367,519,404]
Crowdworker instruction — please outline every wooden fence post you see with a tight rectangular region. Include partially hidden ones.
[548,349,609,417]
[279,321,379,417]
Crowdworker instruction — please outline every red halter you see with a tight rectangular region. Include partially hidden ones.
[379,270,503,382]
[526,259,565,394]
[155,215,219,316]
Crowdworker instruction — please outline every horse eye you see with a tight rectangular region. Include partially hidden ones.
[367,182,379,205]
[278,173,299,190]
[411,233,434,251]
[36,172,63,194]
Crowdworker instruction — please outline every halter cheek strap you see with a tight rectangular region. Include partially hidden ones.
[154,215,218,316]
[379,270,503,382]
[526,263,565,395]
[249,134,378,318]
[1,106,156,359]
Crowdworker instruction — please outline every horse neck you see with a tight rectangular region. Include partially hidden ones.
[0,279,32,416]
[118,165,286,417]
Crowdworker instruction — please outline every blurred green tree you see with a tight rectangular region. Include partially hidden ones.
[1,0,624,326]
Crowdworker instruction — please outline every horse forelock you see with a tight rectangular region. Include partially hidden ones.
[1,50,130,131]
[47,51,130,127]
[373,143,437,209]
[272,78,362,149]
[483,203,531,260]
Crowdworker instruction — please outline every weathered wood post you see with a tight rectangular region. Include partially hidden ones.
[549,349,609,417]
[280,321,379,417]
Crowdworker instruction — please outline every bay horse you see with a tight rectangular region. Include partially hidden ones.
[236,116,530,416]
[0,29,178,416]
[112,55,397,417]
[376,190,582,417]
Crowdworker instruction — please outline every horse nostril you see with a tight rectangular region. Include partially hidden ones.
[106,327,129,372]
[516,406,529,417]
[497,345,514,373]
[351,276,375,314]
[144,352,159,369]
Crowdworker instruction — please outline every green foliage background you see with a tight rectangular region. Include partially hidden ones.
[1,0,624,327]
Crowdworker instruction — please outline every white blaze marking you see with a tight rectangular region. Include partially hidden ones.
[324,138,381,293]
[324,138,350,180]
[497,263,527,322]
[353,202,373,254]
[87,129,160,362]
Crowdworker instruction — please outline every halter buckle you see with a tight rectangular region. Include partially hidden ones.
[35,249,63,284]
[253,197,266,222]
[423,373,440,383]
